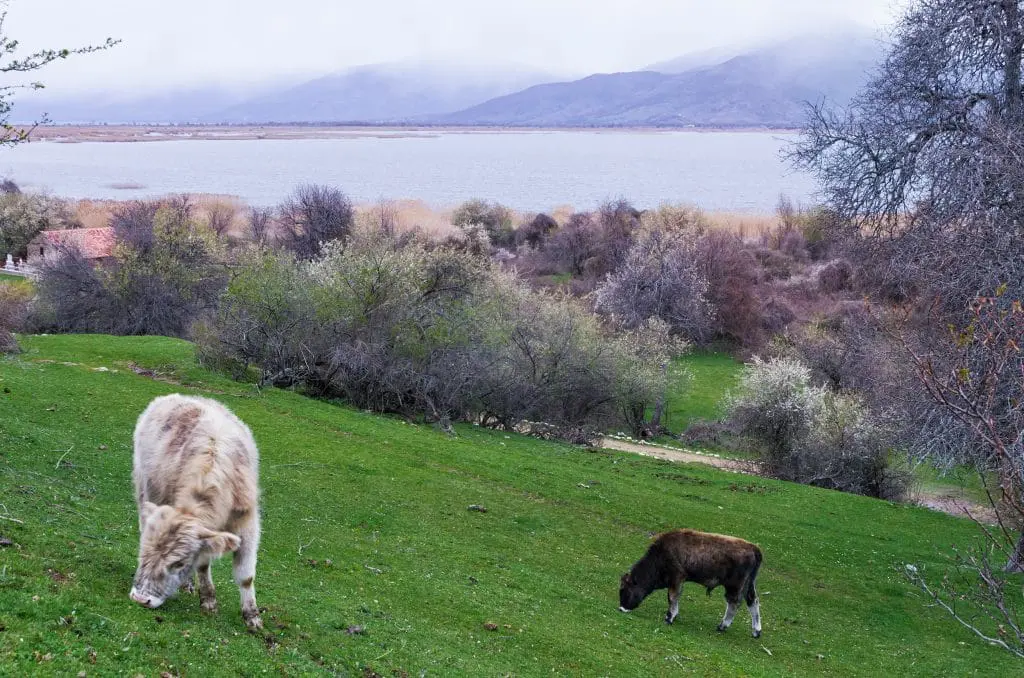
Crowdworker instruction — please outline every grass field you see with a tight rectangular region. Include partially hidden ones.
[0,335,1019,676]
[662,352,743,435]
[0,272,26,283]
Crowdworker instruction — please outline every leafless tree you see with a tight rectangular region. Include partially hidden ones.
[545,212,599,277]
[246,207,273,245]
[793,0,1024,311]
[901,293,1024,658]
[278,184,354,259]
[206,202,236,238]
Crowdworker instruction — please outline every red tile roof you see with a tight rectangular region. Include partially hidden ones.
[36,227,116,259]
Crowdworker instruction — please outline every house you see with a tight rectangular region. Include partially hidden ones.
[25,227,116,268]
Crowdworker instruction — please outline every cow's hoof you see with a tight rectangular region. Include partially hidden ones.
[201,599,218,614]
[245,614,264,632]
[752,630,761,639]
[664,614,676,625]
[716,624,727,633]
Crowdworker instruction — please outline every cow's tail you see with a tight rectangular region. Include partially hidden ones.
[745,548,762,606]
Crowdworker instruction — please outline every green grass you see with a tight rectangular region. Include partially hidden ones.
[0,335,1018,676]
[0,272,28,283]
[662,352,743,434]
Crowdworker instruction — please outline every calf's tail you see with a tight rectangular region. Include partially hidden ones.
[745,548,762,606]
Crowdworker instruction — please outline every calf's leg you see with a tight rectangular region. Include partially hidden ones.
[746,581,761,638]
[717,587,741,632]
[197,560,217,613]
[234,518,263,631]
[665,578,683,624]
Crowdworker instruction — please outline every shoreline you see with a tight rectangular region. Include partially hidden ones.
[25,124,802,144]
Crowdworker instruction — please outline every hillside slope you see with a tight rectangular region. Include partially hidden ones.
[434,30,884,128]
[0,335,1013,675]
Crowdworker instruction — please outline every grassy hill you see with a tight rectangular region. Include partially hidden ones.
[0,335,1016,676]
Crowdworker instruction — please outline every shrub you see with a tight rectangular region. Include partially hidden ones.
[818,259,854,293]
[278,184,354,259]
[33,202,226,337]
[516,213,558,248]
[0,191,77,261]
[594,222,711,341]
[545,212,599,276]
[0,281,31,353]
[726,356,908,500]
[726,357,823,467]
[198,234,669,440]
[452,199,515,248]
[696,231,763,347]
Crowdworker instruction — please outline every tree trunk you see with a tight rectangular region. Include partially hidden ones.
[1002,0,1024,118]
[648,360,670,433]
[1006,531,1024,573]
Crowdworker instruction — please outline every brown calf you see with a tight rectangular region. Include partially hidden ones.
[619,529,763,637]
[130,394,263,630]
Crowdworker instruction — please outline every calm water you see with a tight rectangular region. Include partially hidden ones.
[0,130,816,212]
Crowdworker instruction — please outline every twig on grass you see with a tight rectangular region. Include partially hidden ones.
[54,446,74,470]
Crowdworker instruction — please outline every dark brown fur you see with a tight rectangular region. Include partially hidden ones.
[620,529,763,637]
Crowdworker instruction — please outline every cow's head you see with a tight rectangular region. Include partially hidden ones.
[130,502,240,608]
[619,572,648,612]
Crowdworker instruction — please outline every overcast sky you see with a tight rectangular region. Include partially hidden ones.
[7,0,903,93]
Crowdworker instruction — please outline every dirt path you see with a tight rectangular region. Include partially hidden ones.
[599,437,997,522]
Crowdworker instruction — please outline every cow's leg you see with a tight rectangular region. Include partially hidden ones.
[665,578,683,624]
[717,587,741,632]
[746,580,761,638]
[234,518,262,631]
[197,559,217,613]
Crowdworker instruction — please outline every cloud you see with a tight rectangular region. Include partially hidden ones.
[5,0,903,93]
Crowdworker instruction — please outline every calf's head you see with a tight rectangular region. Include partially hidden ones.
[130,502,240,608]
[619,572,649,612]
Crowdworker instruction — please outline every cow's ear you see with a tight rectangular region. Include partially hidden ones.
[621,573,631,585]
[140,501,159,524]
[198,529,241,556]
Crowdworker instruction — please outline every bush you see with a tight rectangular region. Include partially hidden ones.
[452,199,515,248]
[278,184,354,259]
[516,213,558,248]
[725,356,908,500]
[594,221,711,341]
[0,281,31,353]
[818,259,854,293]
[0,191,77,261]
[697,231,763,347]
[198,233,669,440]
[33,201,226,337]
[545,212,599,276]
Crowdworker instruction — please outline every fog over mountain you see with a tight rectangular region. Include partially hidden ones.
[432,27,885,128]
[13,26,885,128]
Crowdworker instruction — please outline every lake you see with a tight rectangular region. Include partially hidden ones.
[0,130,817,212]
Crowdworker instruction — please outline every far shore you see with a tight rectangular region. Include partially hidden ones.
[25,124,802,144]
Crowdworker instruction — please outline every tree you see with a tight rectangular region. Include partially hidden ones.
[901,293,1024,658]
[794,0,1024,653]
[793,0,1024,311]
[0,2,117,146]
[594,221,711,341]
[277,184,354,259]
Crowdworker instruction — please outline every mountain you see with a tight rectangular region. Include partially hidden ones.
[207,63,556,124]
[13,85,274,125]
[432,28,886,128]
[14,63,558,125]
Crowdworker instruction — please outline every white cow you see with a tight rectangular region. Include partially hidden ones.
[130,394,263,630]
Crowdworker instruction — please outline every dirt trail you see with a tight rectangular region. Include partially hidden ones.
[599,437,997,523]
